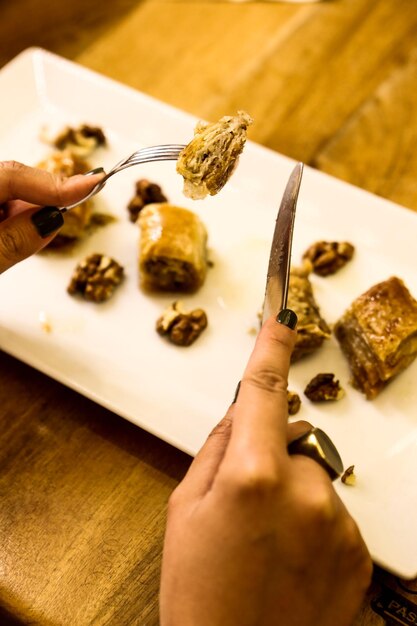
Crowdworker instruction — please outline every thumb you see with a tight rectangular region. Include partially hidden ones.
[0,160,104,206]
[173,409,235,502]
[0,205,63,273]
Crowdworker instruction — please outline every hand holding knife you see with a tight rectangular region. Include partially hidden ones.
[262,162,303,324]
[263,162,344,481]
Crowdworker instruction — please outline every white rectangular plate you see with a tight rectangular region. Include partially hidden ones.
[1,48,417,578]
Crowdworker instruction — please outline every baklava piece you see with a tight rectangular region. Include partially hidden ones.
[156,301,208,346]
[37,150,93,247]
[138,203,208,292]
[334,276,417,399]
[177,110,253,200]
[287,391,301,416]
[303,241,355,276]
[304,373,345,402]
[127,179,168,222]
[288,264,331,361]
[67,253,124,303]
[40,124,106,158]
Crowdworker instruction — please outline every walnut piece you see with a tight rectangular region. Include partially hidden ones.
[156,301,208,346]
[67,253,124,303]
[127,179,168,222]
[40,124,106,157]
[304,373,345,402]
[287,391,301,416]
[302,241,355,276]
[341,465,356,486]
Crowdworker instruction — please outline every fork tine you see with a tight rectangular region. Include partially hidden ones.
[126,144,185,158]
[112,145,184,171]
[115,154,182,173]
[132,144,186,152]
[120,146,184,165]
[127,150,184,164]
[128,145,185,157]
[60,144,187,212]
[109,145,186,173]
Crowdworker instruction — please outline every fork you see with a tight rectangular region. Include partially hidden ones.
[59,144,186,212]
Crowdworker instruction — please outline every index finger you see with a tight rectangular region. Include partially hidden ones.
[221,313,297,472]
[0,161,104,207]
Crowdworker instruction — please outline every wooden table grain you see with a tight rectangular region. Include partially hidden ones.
[1,1,417,624]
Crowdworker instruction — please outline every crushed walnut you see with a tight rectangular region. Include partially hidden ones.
[40,124,106,157]
[287,391,301,416]
[304,373,345,402]
[67,253,124,303]
[127,179,168,222]
[302,241,355,276]
[156,301,208,346]
[341,465,356,486]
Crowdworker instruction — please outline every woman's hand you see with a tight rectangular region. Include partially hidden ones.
[0,160,104,273]
[160,313,372,626]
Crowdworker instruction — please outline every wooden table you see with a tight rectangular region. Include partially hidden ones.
[1,1,417,624]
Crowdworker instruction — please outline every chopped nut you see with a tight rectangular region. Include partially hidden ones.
[67,253,124,303]
[304,373,345,402]
[40,124,106,157]
[156,301,208,346]
[341,465,356,486]
[127,179,168,222]
[98,255,112,271]
[287,391,301,416]
[302,241,355,276]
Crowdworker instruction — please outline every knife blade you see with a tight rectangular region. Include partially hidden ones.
[262,162,304,325]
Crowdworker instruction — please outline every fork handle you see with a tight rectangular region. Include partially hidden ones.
[59,167,109,213]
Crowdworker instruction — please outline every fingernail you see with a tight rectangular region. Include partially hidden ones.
[31,206,64,238]
[276,308,298,330]
[85,167,105,176]
[232,380,241,404]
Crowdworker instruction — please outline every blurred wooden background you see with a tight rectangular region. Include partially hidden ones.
[1,0,416,212]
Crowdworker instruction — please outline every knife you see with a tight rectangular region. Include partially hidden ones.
[261,163,344,480]
[262,162,304,324]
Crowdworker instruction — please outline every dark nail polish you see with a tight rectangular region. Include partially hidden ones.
[31,206,64,238]
[276,308,298,330]
[232,380,241,404]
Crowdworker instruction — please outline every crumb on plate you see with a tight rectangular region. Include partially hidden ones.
[341,465,356,486]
